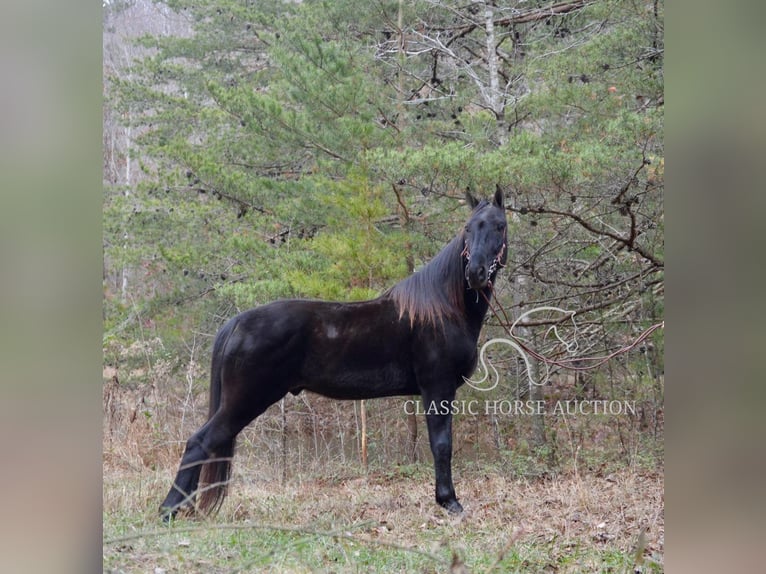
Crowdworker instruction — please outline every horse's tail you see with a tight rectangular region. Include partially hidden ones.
[198,318,237,515]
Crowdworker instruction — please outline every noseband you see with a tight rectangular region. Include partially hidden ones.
[461,240,506,288]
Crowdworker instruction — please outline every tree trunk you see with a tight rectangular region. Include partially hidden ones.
[482,0,506,142]
[482,0,546,450]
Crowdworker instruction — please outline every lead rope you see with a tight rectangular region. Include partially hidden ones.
[480,289,665,373]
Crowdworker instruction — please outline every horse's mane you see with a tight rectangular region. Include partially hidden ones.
[385,231,467,328]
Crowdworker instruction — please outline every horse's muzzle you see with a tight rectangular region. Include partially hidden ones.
[466,262,489,290]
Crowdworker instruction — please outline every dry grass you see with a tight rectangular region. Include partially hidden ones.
[103,369,664,573]
[104,464,663,573]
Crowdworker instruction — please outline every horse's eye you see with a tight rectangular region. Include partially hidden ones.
[497,224,506,232]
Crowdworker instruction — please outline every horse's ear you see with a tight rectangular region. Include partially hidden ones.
[493,184,504,209]
[465,188,480,209]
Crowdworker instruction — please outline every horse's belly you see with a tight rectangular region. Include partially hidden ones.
[299,360,416,400]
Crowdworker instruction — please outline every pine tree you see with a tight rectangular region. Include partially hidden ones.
[104,1,663,435]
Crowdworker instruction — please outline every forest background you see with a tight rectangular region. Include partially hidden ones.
[102,1,664,571]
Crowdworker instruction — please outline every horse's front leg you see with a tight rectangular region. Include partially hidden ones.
[422,393,464,514]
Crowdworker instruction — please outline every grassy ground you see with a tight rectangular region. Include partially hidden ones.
[103,361,664,572]
[103,460,663,573]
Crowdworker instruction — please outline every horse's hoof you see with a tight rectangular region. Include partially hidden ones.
[440,498,464,515]
[159,506,177,523]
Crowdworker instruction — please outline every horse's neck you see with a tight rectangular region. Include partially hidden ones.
[462,284,493,337]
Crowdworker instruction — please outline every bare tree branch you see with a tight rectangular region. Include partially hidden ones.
[435,0,594,44]
[510,205,664,268]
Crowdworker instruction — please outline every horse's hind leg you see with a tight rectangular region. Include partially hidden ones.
[159,380,288,520]
[159,407,253,520]
[159,420,214,520]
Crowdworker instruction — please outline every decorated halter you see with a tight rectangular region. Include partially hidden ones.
[461,240,506,288]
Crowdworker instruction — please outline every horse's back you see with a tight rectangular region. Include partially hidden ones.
[220,300,314,363]
[216,297,416,399]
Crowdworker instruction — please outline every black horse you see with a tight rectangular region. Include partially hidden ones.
[160,188,508,519]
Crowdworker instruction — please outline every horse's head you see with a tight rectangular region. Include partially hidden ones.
[463,186,508,290]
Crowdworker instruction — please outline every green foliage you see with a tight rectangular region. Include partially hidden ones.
[287,174,408,300]
[104,0,663,392]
